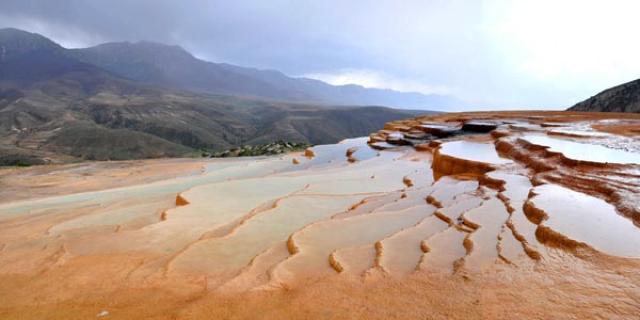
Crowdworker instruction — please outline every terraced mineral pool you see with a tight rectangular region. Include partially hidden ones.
[521,134,640,164]
[530,184,640,257]
[438,141,512,165]
[274,204,436,281]
[3,111,640,320]
[289,137,380,170]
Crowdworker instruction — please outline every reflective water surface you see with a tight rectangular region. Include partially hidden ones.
[521,134,640,164]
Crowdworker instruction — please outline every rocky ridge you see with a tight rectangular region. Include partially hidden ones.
[568,78,640,113]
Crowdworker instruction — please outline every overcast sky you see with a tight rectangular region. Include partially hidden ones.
[2,0,640,110]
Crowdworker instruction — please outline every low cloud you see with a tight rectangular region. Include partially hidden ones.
[303,69,454,96]
[2,0,640,109]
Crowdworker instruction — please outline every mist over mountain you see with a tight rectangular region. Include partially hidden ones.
[0,28,431,165]
[69,40,455,109]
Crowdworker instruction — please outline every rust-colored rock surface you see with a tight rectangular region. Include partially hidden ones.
[1,112,639,319]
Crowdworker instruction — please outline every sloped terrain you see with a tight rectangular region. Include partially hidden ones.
[0,28,425,163]
[1,111,638,319]
[69,40,455,108]
[569,78,640,112]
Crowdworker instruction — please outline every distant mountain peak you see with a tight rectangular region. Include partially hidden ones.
[0,28,63,61]
[0,27,436,163]
[2,27,456,109]
[0,27,45,38]
[96,40,188,51]
[86,40,194,60]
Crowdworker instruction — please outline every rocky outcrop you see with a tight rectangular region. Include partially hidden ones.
[569,78,640,113]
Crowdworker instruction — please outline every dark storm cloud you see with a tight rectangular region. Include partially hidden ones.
[0,0,374,73]
[2,0,640,109]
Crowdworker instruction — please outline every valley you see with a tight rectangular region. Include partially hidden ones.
[0,28,429,165]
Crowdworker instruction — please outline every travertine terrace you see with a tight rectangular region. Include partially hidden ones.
[1,111,639,319]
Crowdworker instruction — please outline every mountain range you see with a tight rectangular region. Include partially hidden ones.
[0,28,437,165]
[69,41,454,108]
